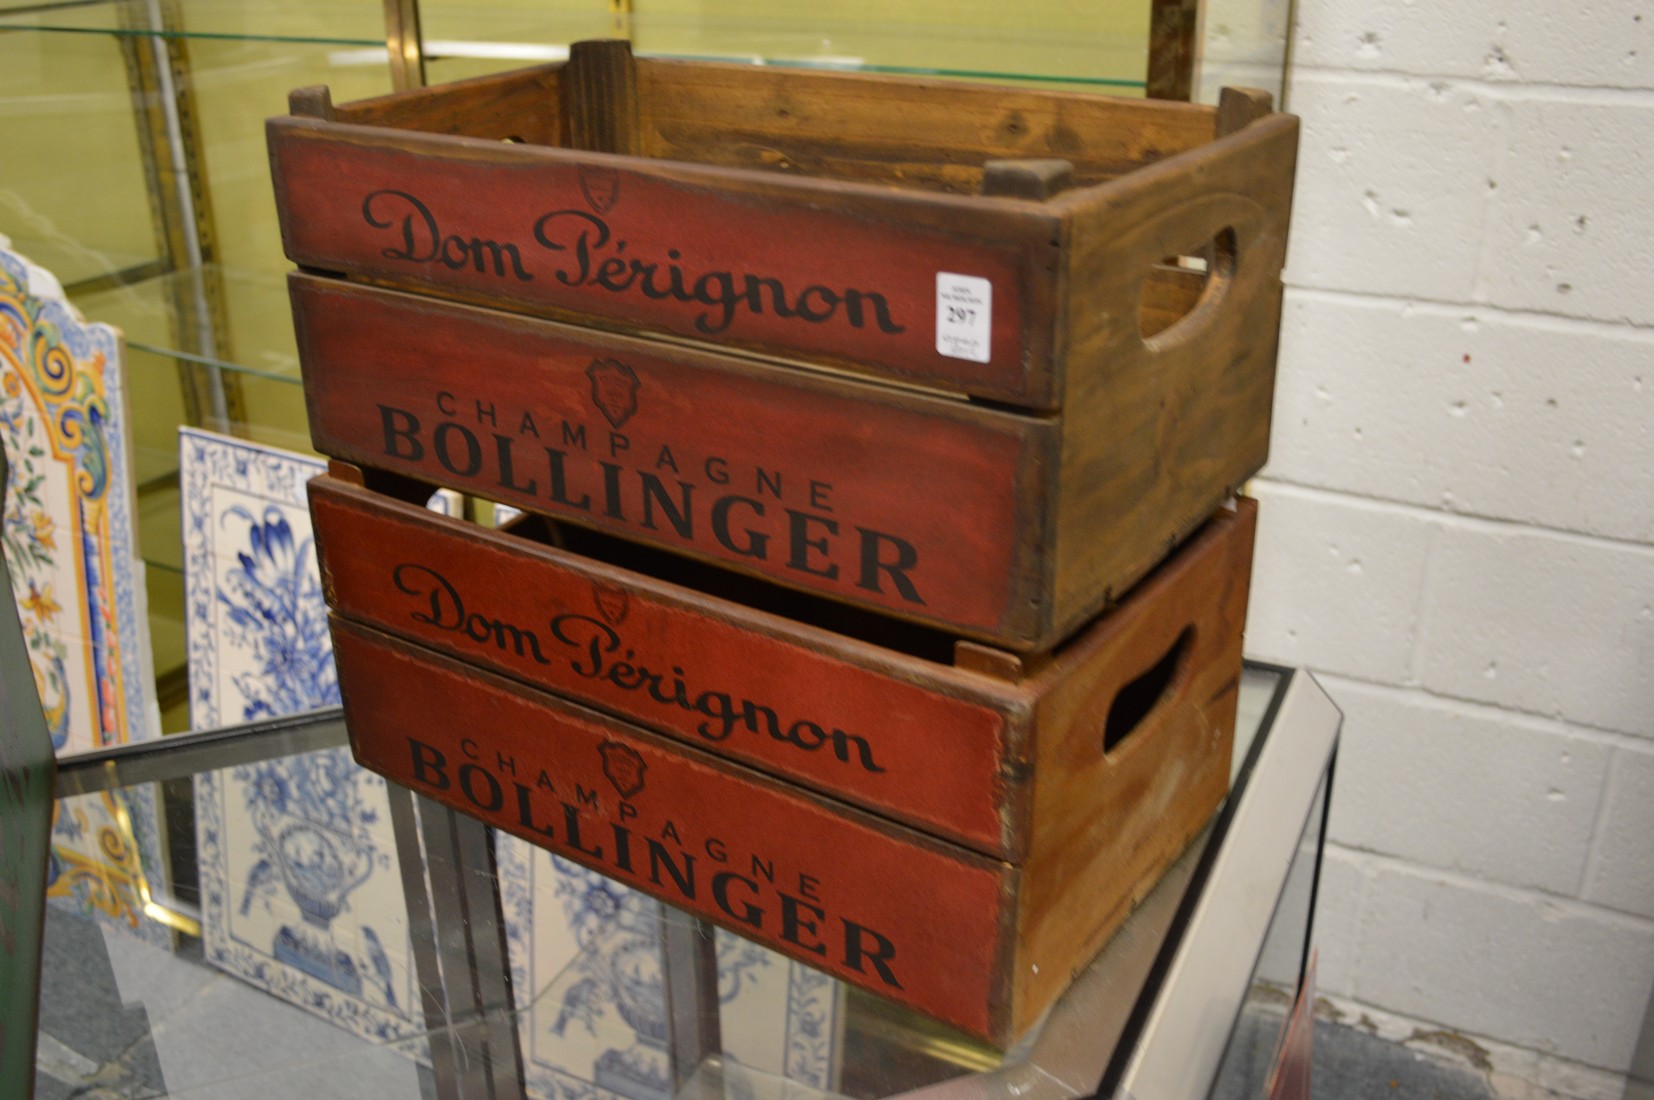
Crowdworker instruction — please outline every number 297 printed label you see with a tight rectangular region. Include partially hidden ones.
[935,273,993,364]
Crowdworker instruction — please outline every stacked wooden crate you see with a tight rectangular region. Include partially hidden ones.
[269,40,1297,1046]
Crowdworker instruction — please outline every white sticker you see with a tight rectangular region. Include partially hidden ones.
[936,273,993,363]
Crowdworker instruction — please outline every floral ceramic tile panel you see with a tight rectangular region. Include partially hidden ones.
[179,428,841,1072]
[719,930,839,1092]
[182,429,421,1043]
[0,241,154,754]
[497,836,840,1100]
[0,239,168,945]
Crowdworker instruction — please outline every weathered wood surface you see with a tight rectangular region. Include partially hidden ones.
[1014,495,1253,1024]
[1049,110,1296,643]
[562,39,640,155]
[1147,0,1201,101]
[270,41,1295,410]
[269,117,1055,403]
[635,56,1215,189]
[310,470,1024,857]
[332,616,1017,1040]
[320,472,1253,1041]
[293,273,1059,646]
[293,249,1276,651]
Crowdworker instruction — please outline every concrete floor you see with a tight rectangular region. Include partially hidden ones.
[1212,1007,1500,1100]
[35,908,166,1099]
[34,908,433,1099]
[38,906,1510,1100]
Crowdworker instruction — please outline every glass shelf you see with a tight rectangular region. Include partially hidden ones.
[71,264,306,385]
[416,7,1152,91]
[0,0,385,46]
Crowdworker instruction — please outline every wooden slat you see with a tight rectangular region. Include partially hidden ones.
[636,55,1217,189]
[1147,0,1201,101]
[329,63,565,146]
[266,118,1059,404]
[980,159,1076,201]
[310,474,1028,858]
[292,274,1057,644]
[1217,87,1275,136]
[333,617,1018,1040]
[288,85,335,121]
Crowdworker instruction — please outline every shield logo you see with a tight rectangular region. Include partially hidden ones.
[580,165,621,214]
[600,740,647,799]
[593,583,630,626]
[586,358,641,429]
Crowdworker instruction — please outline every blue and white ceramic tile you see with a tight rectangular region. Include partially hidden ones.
[496,837,841,1100]
[0,237,168,945]
[182,429,422,1043]
[181,432,842,1074]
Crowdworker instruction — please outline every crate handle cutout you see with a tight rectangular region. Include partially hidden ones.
[1138,226,1237,347]
[1104,626,1194,755]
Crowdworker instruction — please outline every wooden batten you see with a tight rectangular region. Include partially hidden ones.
[292,272,1064,647]
[561,39,640,156]
[635,55,1217,188]
[953,640,1030,681]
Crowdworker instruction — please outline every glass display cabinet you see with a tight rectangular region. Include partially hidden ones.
[4,5,1311,1097]
[40,663,1338,1099]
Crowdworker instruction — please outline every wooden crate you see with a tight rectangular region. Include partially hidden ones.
[321,476,1254,1044]
[272,41,1296,649]
[269,41,1294,410]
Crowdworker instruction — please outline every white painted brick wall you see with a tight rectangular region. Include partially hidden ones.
[1418,526,1654,735]
[1481,96,1654,324]
[1346,858,1654,1072]
[1268,295,1654,541]
[1245,482,1435,681]
[1295,3,1654,88]
[1318,677,1612,896]
[1259,0,1654,1080]
[1284,76,1494,301]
